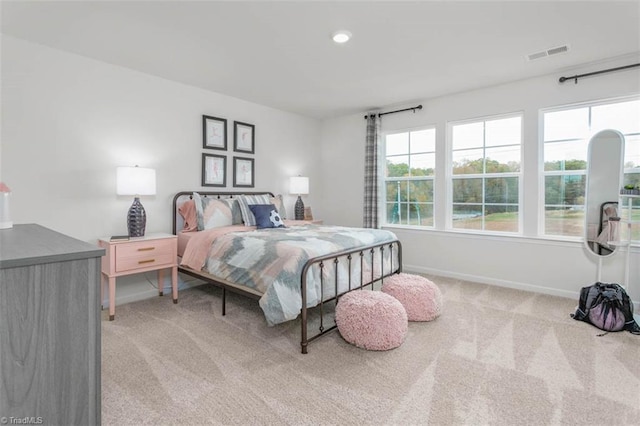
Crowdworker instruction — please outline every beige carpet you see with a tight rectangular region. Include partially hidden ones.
[102,276,640,425]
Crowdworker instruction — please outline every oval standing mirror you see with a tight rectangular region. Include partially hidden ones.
[584,129,625,257]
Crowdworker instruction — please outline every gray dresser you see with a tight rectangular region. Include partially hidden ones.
[0,224,104,425]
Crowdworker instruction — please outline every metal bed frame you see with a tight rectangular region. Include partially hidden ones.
[172,191,403,354]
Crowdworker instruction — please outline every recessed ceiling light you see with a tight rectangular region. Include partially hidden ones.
[332,30,352,44]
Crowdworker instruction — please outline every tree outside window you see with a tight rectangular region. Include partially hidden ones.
[542,98,640,238]
[450,115,522,233]
[384,128,435,227]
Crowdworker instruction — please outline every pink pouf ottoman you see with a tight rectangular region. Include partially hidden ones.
[335,291,408,351]
[381,273,442,321]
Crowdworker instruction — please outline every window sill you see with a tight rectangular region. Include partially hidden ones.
[380,224,628,249]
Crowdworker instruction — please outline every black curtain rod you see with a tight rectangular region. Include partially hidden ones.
[364,104,422,120]
[559,63,640,84]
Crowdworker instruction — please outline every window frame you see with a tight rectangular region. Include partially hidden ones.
[381,126,436,229]
[539,95,640,239]
[446,112,524,235]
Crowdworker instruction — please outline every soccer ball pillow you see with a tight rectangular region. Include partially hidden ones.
[248,204,286,229]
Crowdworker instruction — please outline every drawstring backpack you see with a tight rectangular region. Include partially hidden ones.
[571,282,640,334]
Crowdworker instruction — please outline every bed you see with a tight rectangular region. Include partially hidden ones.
[172,191,402,353]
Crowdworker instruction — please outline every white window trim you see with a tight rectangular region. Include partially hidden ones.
[380,125,437,228]
[539,94,640,238]
[445,111,524,235]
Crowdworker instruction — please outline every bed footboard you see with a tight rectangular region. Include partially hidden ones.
[299,239,402,354]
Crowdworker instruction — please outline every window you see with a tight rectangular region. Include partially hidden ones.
[542,98,640,238]
[449,115,522,233]
[383,128,435,227]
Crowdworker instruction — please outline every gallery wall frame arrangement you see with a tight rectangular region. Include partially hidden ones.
[233,156,255,188]
[234,121,255,154]
[203,115,227,150]
[202,153,227,187]
[201,114,256,189]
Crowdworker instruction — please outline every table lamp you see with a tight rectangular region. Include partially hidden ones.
[289,176,309,220]
[116,166,156,237]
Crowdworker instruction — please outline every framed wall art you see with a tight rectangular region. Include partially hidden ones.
[234,121,255,154]
[203,115,227,150]
[233,156,254,188]
[202,153,227,187]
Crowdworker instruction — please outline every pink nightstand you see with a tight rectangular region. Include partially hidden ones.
[98,233,178,320]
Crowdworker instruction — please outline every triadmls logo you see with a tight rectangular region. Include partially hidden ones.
[0,417,44,425]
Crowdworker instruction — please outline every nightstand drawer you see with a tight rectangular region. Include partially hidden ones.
[115,239,175,272]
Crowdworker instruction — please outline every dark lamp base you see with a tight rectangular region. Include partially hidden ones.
[294,196,305,220]
[127,197,147,237]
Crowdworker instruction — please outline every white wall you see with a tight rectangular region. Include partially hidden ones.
[4,34,640,308]
[1,36,321,303]
[320,54,640,304]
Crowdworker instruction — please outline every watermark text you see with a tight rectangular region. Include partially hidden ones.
[0,417,44,425]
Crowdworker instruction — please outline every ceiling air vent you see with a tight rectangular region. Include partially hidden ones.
[527,51,548,61]
[547,45,569,56]
[526,44,570,61]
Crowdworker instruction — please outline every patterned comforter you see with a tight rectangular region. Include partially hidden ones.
[180,224,398,325]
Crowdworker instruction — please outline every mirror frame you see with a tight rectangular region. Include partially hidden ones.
[583,129,625,258]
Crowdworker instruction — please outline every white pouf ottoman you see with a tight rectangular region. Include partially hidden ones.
[335,290,408,351]
[381,273,442,322]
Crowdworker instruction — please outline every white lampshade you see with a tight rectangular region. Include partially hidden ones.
[116,166,156,196]
[289,176,309,195]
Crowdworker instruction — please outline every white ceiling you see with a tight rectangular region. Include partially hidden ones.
[2,1,640,119]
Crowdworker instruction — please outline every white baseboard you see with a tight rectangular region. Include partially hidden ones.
[104,265,640,316]
[403,263,580,300]
[102,273,207,308]
[403,263,640,312]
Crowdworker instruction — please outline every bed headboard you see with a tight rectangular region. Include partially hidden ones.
[172,191,275,234]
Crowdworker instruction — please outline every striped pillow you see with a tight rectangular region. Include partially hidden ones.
[237,194,272,226]
[224,198,244,225]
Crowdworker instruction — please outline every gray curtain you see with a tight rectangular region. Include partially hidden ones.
[363,113,381,228]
